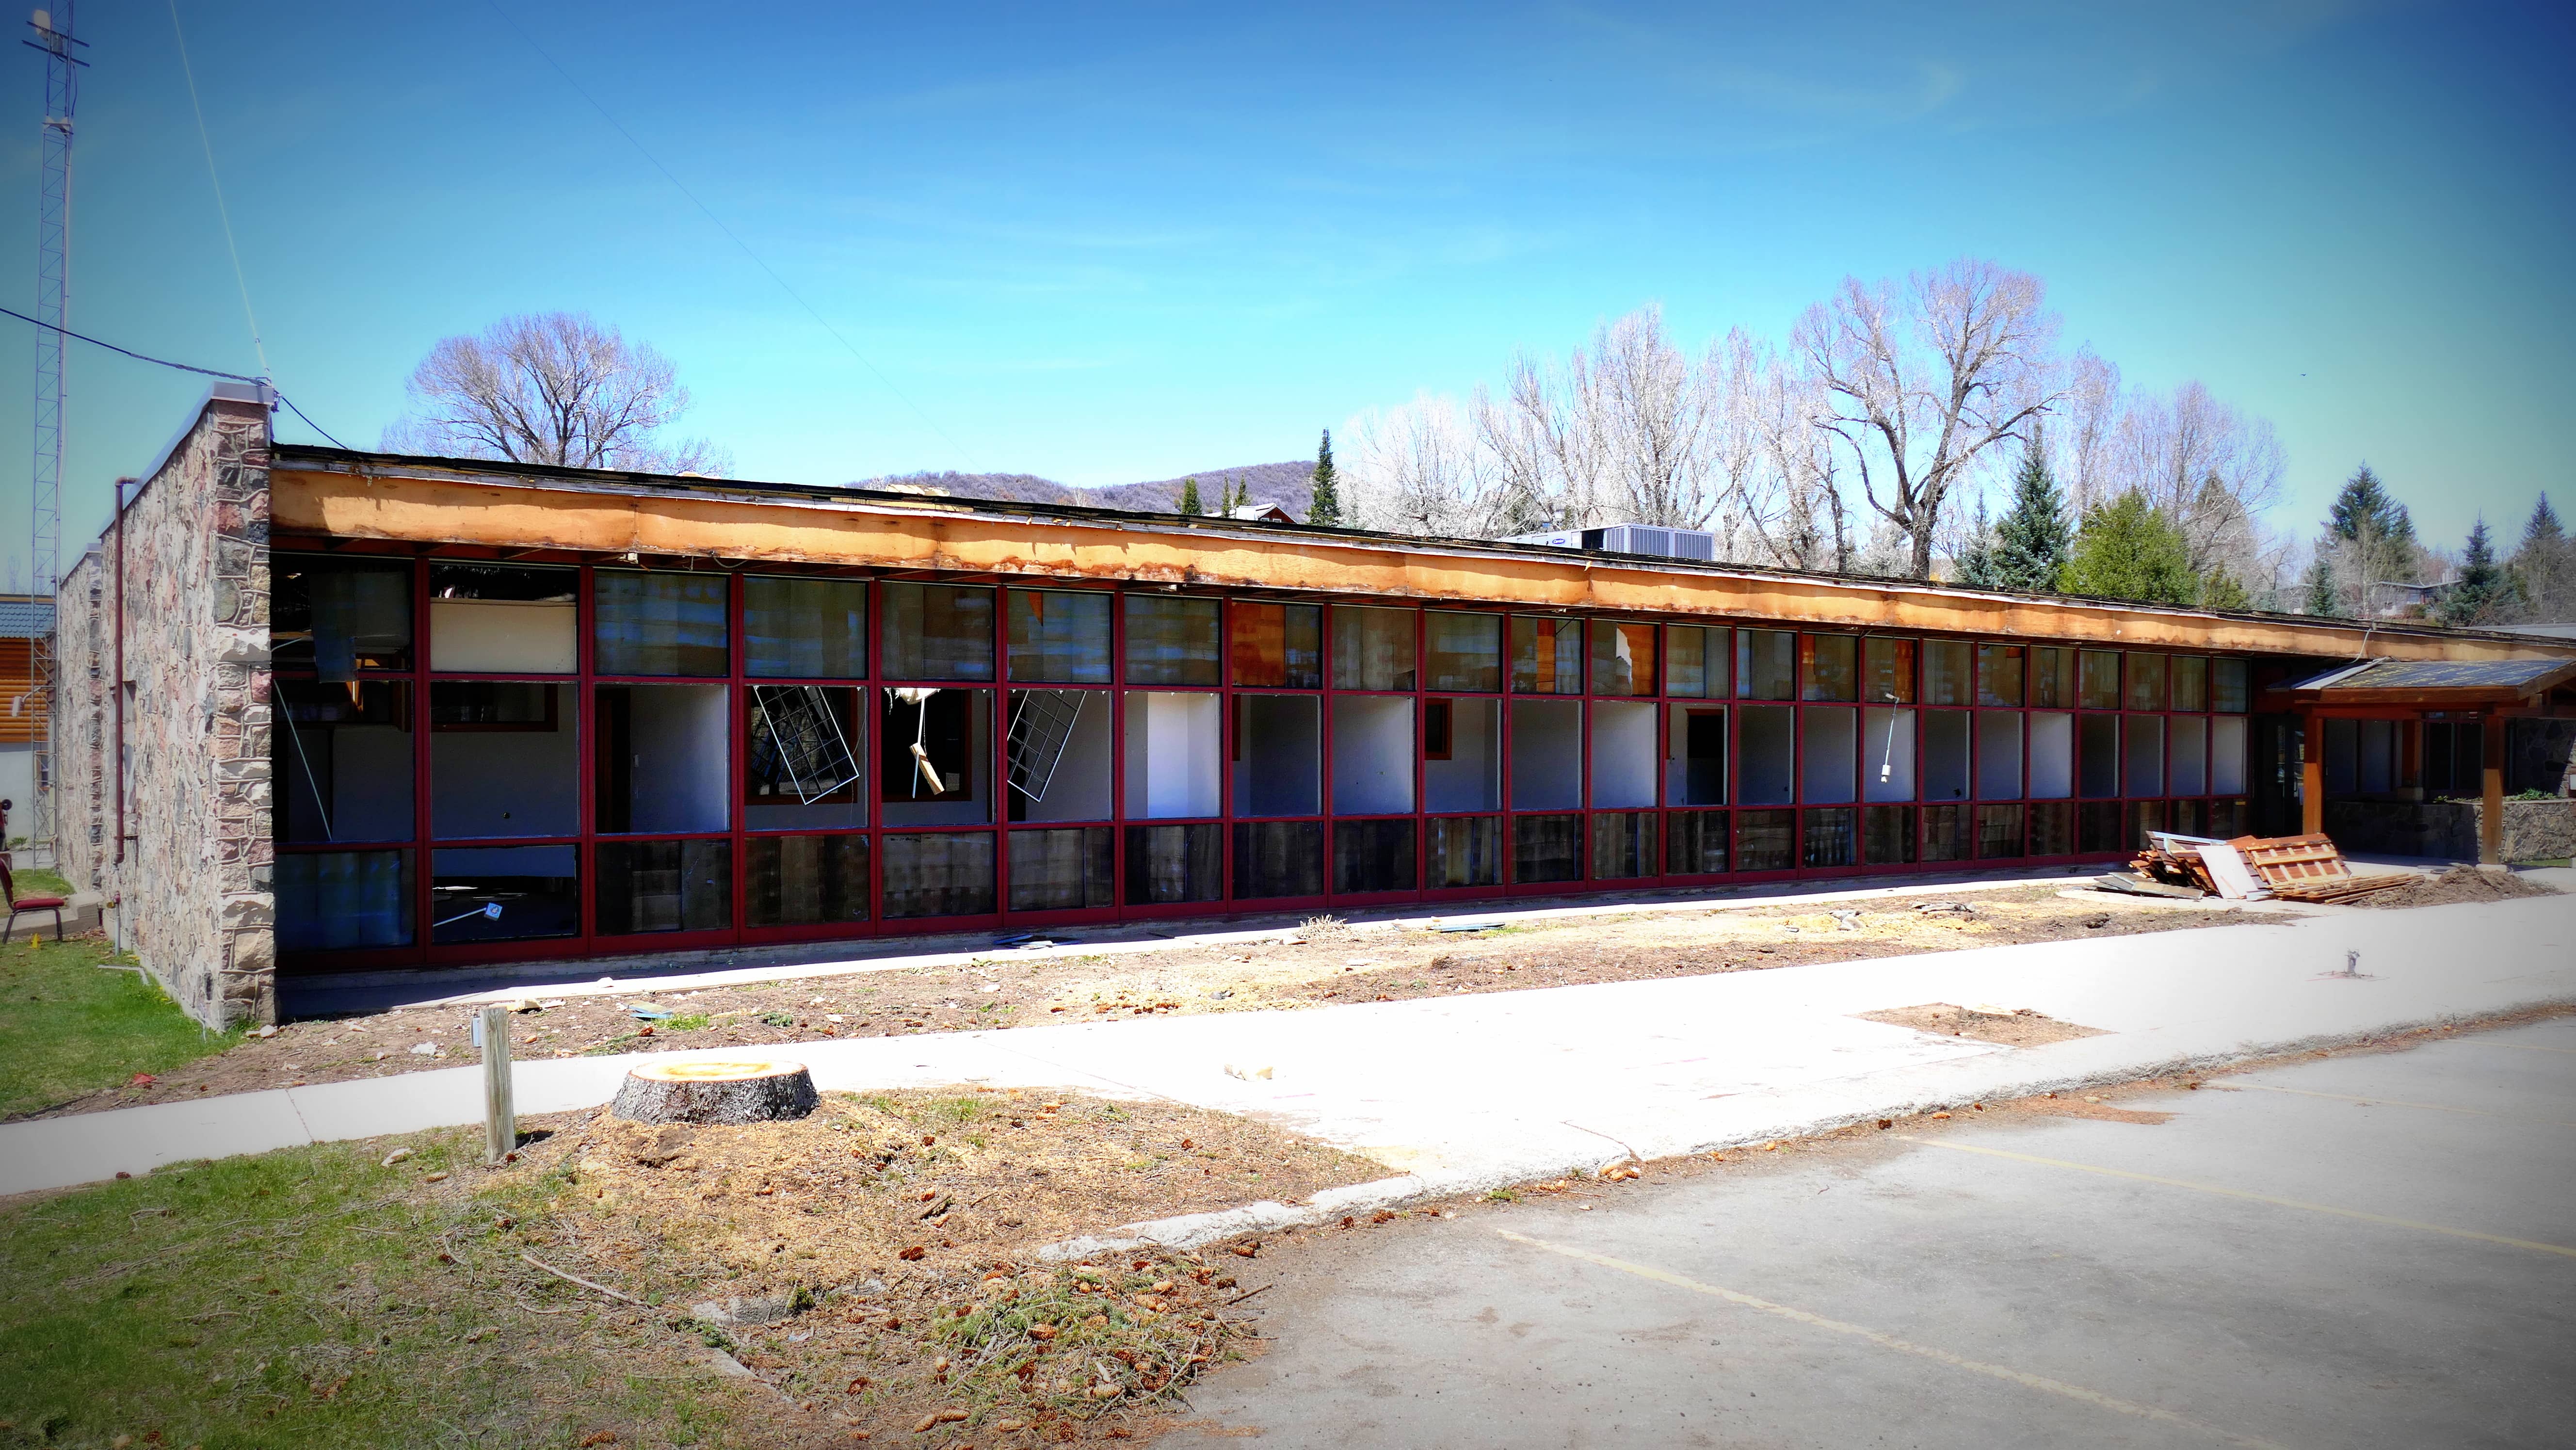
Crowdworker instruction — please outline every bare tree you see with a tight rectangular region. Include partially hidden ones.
[383,311,729,474]
[1723,336,1850,572]
[1793,259,2065,580]
[1343,394,1500,538]
[2103,380,2286,575]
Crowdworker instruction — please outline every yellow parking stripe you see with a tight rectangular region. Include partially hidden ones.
[1905,1138,2576,1258]
[2233,1082,2576,1128]
[1494,1228,2291,1450]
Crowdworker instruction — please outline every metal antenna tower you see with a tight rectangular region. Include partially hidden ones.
[24,3,81,863]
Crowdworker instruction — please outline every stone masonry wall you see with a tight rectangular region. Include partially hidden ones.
[53,394,274,1027]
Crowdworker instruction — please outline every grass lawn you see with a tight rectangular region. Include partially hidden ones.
[0,933,240,1119]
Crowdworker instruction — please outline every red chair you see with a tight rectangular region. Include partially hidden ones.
[1,857,67,944]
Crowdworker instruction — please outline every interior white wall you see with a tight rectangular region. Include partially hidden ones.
[1016,691,1113,822]
[2212,717,2248,795]
[432,689,580,838]
[1976,712,2023,799]
[329,726,415,841]
[1127,692,1222,819]
[1922,712,1971,802]
[2169,716,2208,796]
[1862,708,1916,803]
[1591,701,1657,808]
[1509,700,1582,810]
[1738,705,1795,806]
[627,685,729,834]
[1426,699,1500,813]
[1331,696,1416,814]
[429,598,576,673]
[2028,712,2074,799]
[1800,707,1857,805]
[1228,694,1320,817]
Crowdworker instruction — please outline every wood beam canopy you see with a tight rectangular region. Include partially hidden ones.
[274,463,2576,664]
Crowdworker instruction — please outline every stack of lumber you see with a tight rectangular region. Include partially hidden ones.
[2229,834,2412,904]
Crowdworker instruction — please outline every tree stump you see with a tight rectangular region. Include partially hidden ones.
[611,1059,819,1125]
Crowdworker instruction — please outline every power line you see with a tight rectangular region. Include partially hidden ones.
[0,302,349,448]
[164,0,267,380]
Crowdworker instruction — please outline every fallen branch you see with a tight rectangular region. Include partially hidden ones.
[520,1253,649,1307]
[1224,1284,1272,1306]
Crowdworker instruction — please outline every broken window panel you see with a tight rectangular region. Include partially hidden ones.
[1666,811,1728,874]
[595,571,727,677]
[1512,814,1583,884]
[1125,823,1224,905]
[596,684,730,835]
[1802,807,1855,869]
[1802,707,1858,805]
[1738,629,1796,701]
[596,839,731,935]
[1227,694,1317,817]
[1737,705,1795,806]
[1977,645,2025,707]
[1592,812,1657,879]
[1922,640,1972,706]
[1664,626,1730,699]
[1426,816,1501,888]
[1007,589,1111,683]
[2125,716,2165,796]
[1126,596,1223,686]
[1234,820,1325,899]
[428,563,577,674]
[2029,802,2074,856]
[1920,804,1970,863]
[2170,656,2209,712]
[2125,653,2168,711]
[881,583,995,682]
[1123,690,1221,819]
[2078,801,2124,854]
[2212,659,2250,713]
[745,833,869,927]
[430,845,579,944]
[1331,696,1416,814]
[430,682,578,840]
[1922,711,1971,802]
[1862,806,1914,865]
[1230,603,1321,689]
[2208,799,2247,838]
[2028,712,2075,799]
[1734,809,1795,872]
[1975,712,2023,799]
[1666,706,1728,806]
[1006,690,1111,823]
[2079,714,2122,799]
[745,576,867,679]
[274,680,414,844]
[1590,622,1657,696]
[275,850,413,952]
[2079,651,2123,710]
[1425,612,1503,692]
[1332,607,1418,691]
[747,685,866,831]
[1425,698,1501,812]
[880,832,997,918]
[1009,827,1115,912]
[1511,618,1582,693]
[2211,717,2249,794]
[1333,819,1416,894]
[881,687,992,827]
[1977,805,2025,859]
[1508,699,1583,810]
[1592,700,1657,809]
[274,555,412,677]
[1862,637,1915,705]
[2029,647,2069,709]
[1862,708,1915,803]
[1801,635,1857,702]
[2170,716,2208,796]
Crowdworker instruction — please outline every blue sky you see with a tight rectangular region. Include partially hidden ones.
[1,0,2570,585]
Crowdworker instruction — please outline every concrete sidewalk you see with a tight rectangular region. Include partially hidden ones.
[7,893,2570,1200]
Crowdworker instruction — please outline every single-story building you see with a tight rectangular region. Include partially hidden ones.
[48,387,2576,1026]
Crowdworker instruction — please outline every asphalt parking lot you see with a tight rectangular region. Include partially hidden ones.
[1165,1015,2576,1449]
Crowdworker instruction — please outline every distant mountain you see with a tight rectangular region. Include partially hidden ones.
[854,460,1314,517]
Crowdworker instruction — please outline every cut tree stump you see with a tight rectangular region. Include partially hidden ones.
[611,1059,820,1125]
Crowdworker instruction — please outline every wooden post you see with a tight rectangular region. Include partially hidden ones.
[2480,714,2507,866]
[2300,711,2325,838]
[479,1004,516,1164]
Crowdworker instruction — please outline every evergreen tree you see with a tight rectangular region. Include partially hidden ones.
[2510,493,2573,621]
[1984,438,2073,592]
[2199,566,2252,611]
[1954,501,2000,588]
[1177,476,1203,516]
[2438,518,2507,626]
[2327,464,2414,548]
[2302,556,2341,617]
[2061,492,2196,606]
[1230,476,1247,513]
[1306,429,1341,525]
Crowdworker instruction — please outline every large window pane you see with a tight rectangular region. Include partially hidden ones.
[596,839,731,934]
[747,685,866,831]
[1007,689,1111,823]
[1921,804,1970,863]
[745,833,869,927]
[1977,805,2025,859]
[1331,696,1416,814]
[2080,715,2122,799]
[1664,626,1729,698]
[1125,824,1224,905]
[882,583,995,681]
[1592,812,1657,879]
[881,687,992,826]
[1667,705,1728,806]
[2212,717,2249,794]
[1007,589,1111,683]
[596,684,729,834]
[1922,641,1972,706]
[1511,618,1582,693]
[1227,694,1316,817]
[595,571,727,677]
[1863,637,1916,705]
[1922,711,1971,802]
[274,681,413,844]
[274,555,411,677]
[2213,659,2251,713]
[430,844,579,944]
[1509,699,1583,810]
[1801,635,1858,702]
[2171,657,2209,712]
[430,682,579,840]
[1862,806,1914,865]
[1230,603,1320,689]
[1511,814,1582,884]
[1734,809,1794,872]
[1977,645,2025,707]
[1803,807,1856,869]
[1427,816,1502,888]
[1426,612,1503,692]
[881,832,996,918]
[1009,827,1114,913]
[1863,708,1915,803]
[1738,705,1795,806]
[2029,802,2075,856]
[1802,707,1857,805]
[1125,596,1222,686]
[2125,653,2168,711]
[1667,811,1729,874]
[2170,717,2209,796]
[429,564,577,674]
[1333,820,1416,893]
[1332,607,1417,691]
[276,850,413,952]
[2030,647,2070,709]
[1235,821,1325,898]
[2125,715,2165,796]
[745,576,866,679]
[2029,712,2075,800]
[1592,700,1657,808]
[1425,698,1502,812]
[2079,651,2123,710]
[1591,622,1657,696]
[1738,630,1795,700]
[1976,712,2023,799]
[2079,801,2125,853]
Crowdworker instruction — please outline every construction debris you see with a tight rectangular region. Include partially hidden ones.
[2112,832,2412,904]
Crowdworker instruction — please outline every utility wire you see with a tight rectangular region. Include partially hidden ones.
[165,0,268,381]
[0,303,350,448]
[483,0,980,471]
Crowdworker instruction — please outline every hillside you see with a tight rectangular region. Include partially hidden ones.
[855,459,1314,517]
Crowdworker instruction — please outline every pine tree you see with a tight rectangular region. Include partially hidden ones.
[2510,493,2572,621]
[2199,566,2252,611]
[2438,519,2507,626]
[1954,500,2000,588]
[2061,492,2196,606]
[2302,556,2341,617]
[2327,464,2414,547]
[1983,438,2073,592]
[1177,476,1202,516]
[1306,429,1341,526]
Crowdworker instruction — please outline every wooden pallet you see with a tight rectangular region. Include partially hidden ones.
[2230,834,2350,886]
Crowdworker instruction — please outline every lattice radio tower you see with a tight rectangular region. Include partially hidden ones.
[24,4,81,860]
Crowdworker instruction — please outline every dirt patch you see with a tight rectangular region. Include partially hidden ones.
[2351,866,2560,910]
[1858,1002,2108,1047]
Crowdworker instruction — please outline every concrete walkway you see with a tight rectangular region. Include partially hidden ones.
[7,892,2570,1200]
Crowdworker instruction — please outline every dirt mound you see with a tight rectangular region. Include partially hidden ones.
[2355,867,2560,909]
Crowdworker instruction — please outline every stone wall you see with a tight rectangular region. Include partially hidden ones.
[2324,797,2576,864]
[53,390,274,1027]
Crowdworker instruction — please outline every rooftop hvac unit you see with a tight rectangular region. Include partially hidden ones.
[1504,524,1719,562]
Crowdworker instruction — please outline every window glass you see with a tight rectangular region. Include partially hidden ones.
[1976,804,2025,860]
[2125,653,2168,711]
[1977,645,2025,707]
[1424,698,1501,812]
[1007,590,1111,683]
[2080,715,2121,798]
[1863,708,1915,802]
[1511,618,1583,693]
[745,576,866,679]
[1664,626,1729,698]
[2030,647,2070,709]
[430,844,579,943]
[1591,701,1656,807]
[1976,712,2023,798]
[429,564,577,673]
[1803,807,1856,869]
[273,681,414,844]
[1863,638,1915,705]
[1331,697,1416,814]
[274,556,412,676]
[1734,809,1794,872]
[2079,650,2123,710]
[275,850,413,952]
[596,839,731,934]
[746,833,870,926]
[2029,712,2075,799]
[2170,656,2209,712]
[1235,820,1326,898]
[881,583,995,681]
[1738,630,1796,701]
[746,685,866,830]
[1125,596,1222,686]
[1125,823,1224,905]
[1425,612,1503,692]
[1801,707,1857,804]
[1591,622,1658,696]
[595,571,727,677]
[1511,814,1584,884]
[1333,819,1417,893]
[1737,704,1795,805]
[1427,815,1504,887]
[1801,635,1858,702]
[1006,689,1111,823]
[1227,695,1316,817]
[1922,712,1971,802]
[1509,699,1583,810]
[2212,658,2251,713]
[880,832,996,918]
[1332,607,1418,691]
[1922,640,1972,706]
[1922,804,1971,863]
[1862,805,1914,865]
[2125,714,2165,795]
[1667,811,1729,874]
[1591,812,1657,879]
[1009,827,1115,913]
[2171,717,2208,795]
[1230,603,1322,689]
